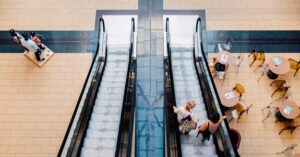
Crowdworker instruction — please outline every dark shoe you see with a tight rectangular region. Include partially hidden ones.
[38,58,45,61]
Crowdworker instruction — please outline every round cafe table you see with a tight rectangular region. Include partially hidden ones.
[279,100,299,119]
[268,56,290,75]
[219,89,239,108]
[215,51,234,65]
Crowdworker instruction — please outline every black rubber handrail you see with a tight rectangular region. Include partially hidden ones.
[115,17,136,157]
[164,17,182,157]
[194,17,239,157]
[57,18,106,157]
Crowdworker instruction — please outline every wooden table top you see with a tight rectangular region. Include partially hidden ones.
[215,50,234,65]
[279,100,300,119]
[219,89,239,107]
[268,56,290,75]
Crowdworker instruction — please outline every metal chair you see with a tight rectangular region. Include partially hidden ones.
[276,144,299,156]
[230,100,253,123]
[230,54,243,72]
[288,58,300,77]
[232,83,245,100]
[269,80,291,97]
[249,49,265,68]
[257,64,269,82]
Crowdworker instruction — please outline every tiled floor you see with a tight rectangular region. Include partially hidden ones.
[0,0,300,157]
[1,0,300,30]
[0,53,92,157]
[164,0,300,30]
[0,0,138,30]
[209,52,300,157]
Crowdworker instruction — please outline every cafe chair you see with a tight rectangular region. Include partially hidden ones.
[232,83,245,99]
[288,58,300,77]
[249,49,265,67]
[257,64,269,82]
[253,51,266,71]
[213,62,228,86]
[230,101,253,123]
[229,128,241,150]
[262,105,279,122]
[248,48,256,58]
[209,57,217,74]
[230,54,243,72]
[269,80,291,97]
[262,95,289,121]
[276,144,300,156]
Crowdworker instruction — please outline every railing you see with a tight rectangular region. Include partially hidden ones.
[194,17,238,157]
[58,18,107,157]
[115,17,137,157]
[164,17,182,157]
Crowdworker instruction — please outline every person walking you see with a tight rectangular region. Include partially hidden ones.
[30,32,45,50]
[173,100,198,134]
[197,112,226,141]
[20,33,44,61]
[9,29,29,52]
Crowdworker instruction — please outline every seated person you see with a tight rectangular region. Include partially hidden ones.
[173,100,198,134]
[215,62,226,71]
[215,62,226,79]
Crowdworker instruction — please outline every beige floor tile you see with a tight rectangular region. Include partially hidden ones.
[0,53,92,156]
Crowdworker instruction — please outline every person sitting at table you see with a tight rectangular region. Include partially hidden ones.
[215,62,226,79]
[173,100,198,134]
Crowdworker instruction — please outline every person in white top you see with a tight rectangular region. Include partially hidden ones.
[9,29,29,52]
[21,33,44,61]
[173,100,198,134]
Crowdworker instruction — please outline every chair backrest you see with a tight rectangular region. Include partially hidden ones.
[212,57,217,64]
[270,80,286,89]
[235,103,246,112]
[233,83,245,96]
[229,128,241,150]
[262,106,272,121]
[256,51,265,61]
[288,58,300,70]
[248,48,257,58]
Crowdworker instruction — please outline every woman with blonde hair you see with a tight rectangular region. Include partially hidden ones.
[173,100,198,134]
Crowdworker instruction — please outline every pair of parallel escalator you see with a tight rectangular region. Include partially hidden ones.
[58,16,237,157]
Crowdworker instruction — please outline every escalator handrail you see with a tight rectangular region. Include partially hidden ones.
[57,18,106,156]
[165,17,182,157]
[115,17,136,156]
[195,17,238,156]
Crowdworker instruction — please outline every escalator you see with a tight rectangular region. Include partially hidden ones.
[164,16,238,157]
[58,16,137,157]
